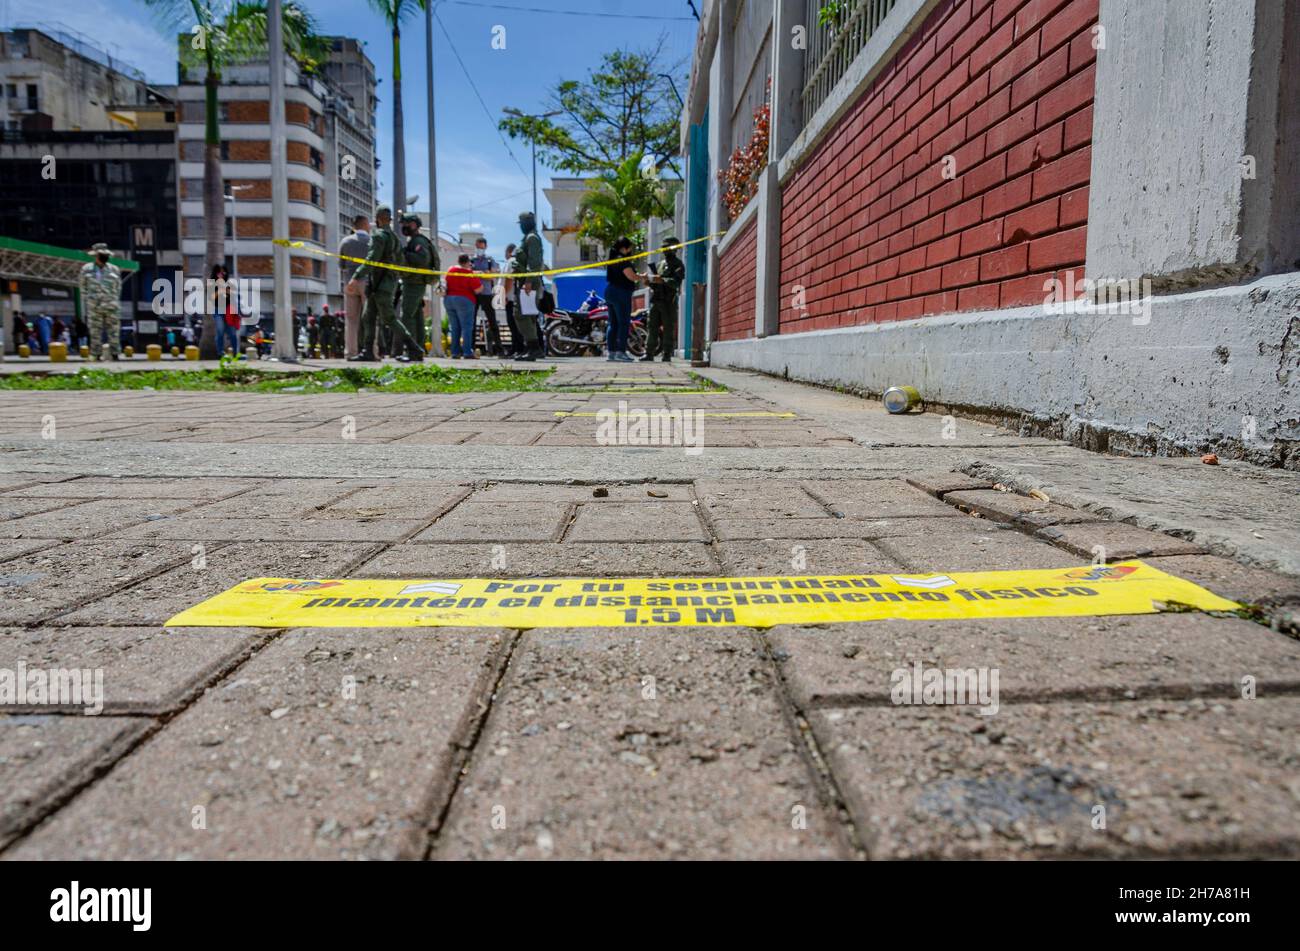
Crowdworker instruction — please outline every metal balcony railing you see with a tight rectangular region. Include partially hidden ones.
[801,0,899,127]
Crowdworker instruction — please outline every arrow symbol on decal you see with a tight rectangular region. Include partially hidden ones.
[399,581,463,596]
[891,575,956,589]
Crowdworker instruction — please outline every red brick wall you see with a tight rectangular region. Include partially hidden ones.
[779,0,1097,333]
[717,219,758,340]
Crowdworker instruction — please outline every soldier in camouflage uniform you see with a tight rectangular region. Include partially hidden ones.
[79,242,122,360]
[641,237,686,362]
[397,212,437,362]
[350,204,421,361]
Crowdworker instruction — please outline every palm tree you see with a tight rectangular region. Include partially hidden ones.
[577,153,676,252]
[366,0,425,214]
[141,0,324,356]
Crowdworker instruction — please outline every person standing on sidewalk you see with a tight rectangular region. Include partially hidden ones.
[641,237,685,362]
[397,212,436,362]
[501,242,525,355]
[351,205,408,362]
[604,236,639,362]
[339,214,370,358]
[79,243,121,360]
[512,212,546,361]
[470,237,504,357]
[444,254,482,358]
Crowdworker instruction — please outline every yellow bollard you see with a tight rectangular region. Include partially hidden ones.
[123,345,135,358]
[79,346,90,359]
[170,345,180,357]
[424,340,432,353]
[18,344,30,358]
[146,344,162,361]
[49,342,68,362]
[185,345,199,361]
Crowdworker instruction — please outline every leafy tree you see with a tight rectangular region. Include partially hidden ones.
[500,37,685,179]
[577,153,678,252]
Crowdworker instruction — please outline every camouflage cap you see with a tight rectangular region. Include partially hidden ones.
[374,203,392,218]
[663,235,681,247]
[89,242,111,253]
[399,212,422,226]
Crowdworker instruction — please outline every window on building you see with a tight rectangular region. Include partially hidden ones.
[579,243,598,263]
[309,148,323,171]
[25,84,38,110]
[5,84,16,99]
[309,184,322,206]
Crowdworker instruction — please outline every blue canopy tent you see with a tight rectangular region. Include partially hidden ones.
[552,268,606,312]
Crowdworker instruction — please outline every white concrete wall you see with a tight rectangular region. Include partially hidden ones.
[713,272,1300,465]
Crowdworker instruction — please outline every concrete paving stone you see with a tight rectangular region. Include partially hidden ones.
[1142,554,1300,606]
[804,479,961,519]
[356,542,721,577]
[694,480,827,518]
[1036,522,1207,560]
[8,628,510,859]
[111,517,424,544]
[182,479,356,518]
[873,529,1084,571]
[471,482,694,503]
[308,485,470,521]
[387,430,475,445]
[945,489,1104,528]
[0,539,59,564]
[716,539,904,575]
[709,513,1000,542]
[461,427,553,446]
[0,715,152,850]
[57,541,381,626]
[905,472,997,497]
[809,699,1300,858]
[4,498,197,540]
[0,626,271,715]
[769,614,1300,709]
[433,628,844,859]
[0,474,72,494]
[7,477,264,500]
[414,501,570,543]
[566,501,709,543]
[0,498,81,521]
[0,541,191,624]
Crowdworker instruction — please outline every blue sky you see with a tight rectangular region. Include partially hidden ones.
[3,0,699,258]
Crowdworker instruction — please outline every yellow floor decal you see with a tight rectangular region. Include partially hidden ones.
[165,562,1238,629]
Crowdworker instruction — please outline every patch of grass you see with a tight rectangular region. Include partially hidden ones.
[0,361,554,394]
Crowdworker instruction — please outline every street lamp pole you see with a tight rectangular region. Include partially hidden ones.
[425,0,445,356]
[503,107,561,219]
[268,0,294,361]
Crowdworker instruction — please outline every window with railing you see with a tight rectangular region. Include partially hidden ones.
[801,0,899,126]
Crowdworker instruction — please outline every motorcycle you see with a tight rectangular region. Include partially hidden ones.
[544,290,647,358]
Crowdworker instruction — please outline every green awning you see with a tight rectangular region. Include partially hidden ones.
[0,234,140,288]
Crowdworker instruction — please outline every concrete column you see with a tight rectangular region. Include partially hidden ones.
[705,0,736,346]
[1086,0,1300,286]
[753,163,781,337]
[769,0,805,159]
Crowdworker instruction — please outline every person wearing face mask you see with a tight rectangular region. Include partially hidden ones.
[397,212,437,362]
[511,211,545,361]
[641,237,685,362]
[351,204,418,362]
[340,214,370,359]
[79,243,122,360]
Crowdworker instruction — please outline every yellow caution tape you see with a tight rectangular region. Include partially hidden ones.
[164,562,1239,630]
[270,231,724,280]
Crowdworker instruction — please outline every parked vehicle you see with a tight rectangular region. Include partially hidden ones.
[544,290,647,358]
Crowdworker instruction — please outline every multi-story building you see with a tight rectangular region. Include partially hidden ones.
[176,57,333,315]
[0,26,168,132]
[321,37,378,312]
[0,27,179,351]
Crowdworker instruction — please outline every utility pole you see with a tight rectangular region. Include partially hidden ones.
[425,0,444,356]
[268,0,295,360]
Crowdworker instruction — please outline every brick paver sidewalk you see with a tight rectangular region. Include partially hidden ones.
[0,359,1296,859]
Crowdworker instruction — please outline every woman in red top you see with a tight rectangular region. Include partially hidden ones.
[444,253,482,358]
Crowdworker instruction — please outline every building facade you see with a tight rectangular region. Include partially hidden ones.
[681,0,1300,465]
[177,58,333,315]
